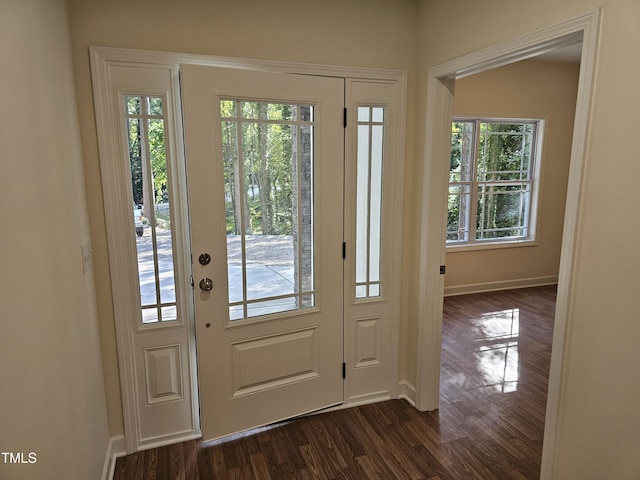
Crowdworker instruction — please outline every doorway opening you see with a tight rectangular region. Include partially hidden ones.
[415,10,600,478]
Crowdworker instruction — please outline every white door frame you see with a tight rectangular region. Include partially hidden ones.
[414,9,601,479]
[90,46,406,452]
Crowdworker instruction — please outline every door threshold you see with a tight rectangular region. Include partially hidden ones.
[201,401,345,446]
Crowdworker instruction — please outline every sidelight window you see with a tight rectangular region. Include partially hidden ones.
[125,95,177,324]
[355,106,385,299]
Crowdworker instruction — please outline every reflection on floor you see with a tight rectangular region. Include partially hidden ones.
[467,306,520,393]
[439,285,557,477]
[113,285,557,479]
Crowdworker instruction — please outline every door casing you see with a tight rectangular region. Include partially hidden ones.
[413,10,601,480]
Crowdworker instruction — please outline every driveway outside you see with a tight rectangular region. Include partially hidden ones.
[136,229,297,322]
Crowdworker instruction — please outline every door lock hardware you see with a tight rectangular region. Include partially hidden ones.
[199,278,213,292]
[199,253,211,265]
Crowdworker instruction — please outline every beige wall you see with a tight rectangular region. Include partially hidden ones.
[445,60,580,292]
[416,0,640,477]
[57,0,640,477]
[66,0,419,437]
[0,0,109,478]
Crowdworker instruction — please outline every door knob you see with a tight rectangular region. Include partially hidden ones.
[199,278,213,292]
[198,253,211,265]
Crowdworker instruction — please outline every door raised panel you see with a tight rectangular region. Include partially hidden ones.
[355,317,382,369]
[231,328,319,396]
[144,344,183,404]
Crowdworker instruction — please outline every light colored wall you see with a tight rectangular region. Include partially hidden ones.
[64,1,640,477]
[445,60,580,292]
[415,0,640,477]
[0,0,110,478]
[66,0,419,437]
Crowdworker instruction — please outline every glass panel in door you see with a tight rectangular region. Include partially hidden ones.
[220,100,316,320]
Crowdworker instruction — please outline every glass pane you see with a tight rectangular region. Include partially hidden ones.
[229,305,243,321]
[477,184,529,240]
[450,122,474,183]
[478,123,530,181]
[358,107,369,122]
[126,96,141,115]
[372,107,384,122]
[128,118,144,207]
[161,305,177,321]
[521,128,532,178]
[297,122,315,307]
[247,298,298,318]
[369,125,383,283]
[447,184,471,242]
[126,96,177,324]
[222,120,244,305]
[355,124,369,285]
[221,100,237,118]
[147,96,163,115]
[240,101,295,121]
[142,308,158,324]
[222,100,315,320]
[355,106,385,299]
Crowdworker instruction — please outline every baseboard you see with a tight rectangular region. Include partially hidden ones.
[101,435,125,480]
[444,275,558,297]
[344,391,392,408]
[137,431,203,452]
[397,380,416,406]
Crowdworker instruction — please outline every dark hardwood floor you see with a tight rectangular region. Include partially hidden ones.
[114,286,556,479]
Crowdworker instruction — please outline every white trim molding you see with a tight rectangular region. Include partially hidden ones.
[398,380,417,407]
[90,46,407,83]
[101,435,125,480]
[413,9,601,480]
[444,275,559,297]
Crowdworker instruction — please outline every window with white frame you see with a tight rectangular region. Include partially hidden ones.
[447,119,542,246]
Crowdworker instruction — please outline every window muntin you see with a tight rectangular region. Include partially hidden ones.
[448,119,539,245]
[355,106,385,299]
[125,95,178,324]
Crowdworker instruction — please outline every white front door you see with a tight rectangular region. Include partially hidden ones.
[180,64,345,439]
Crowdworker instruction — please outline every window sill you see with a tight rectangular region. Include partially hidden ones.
[446,239,538,253]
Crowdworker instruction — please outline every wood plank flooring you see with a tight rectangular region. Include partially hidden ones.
[113,286,556,479]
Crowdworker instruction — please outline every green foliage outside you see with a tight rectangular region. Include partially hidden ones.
[127,96,170,228]
[448,122,469,240]
[222,101,300,236]
[127,96,303,235]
